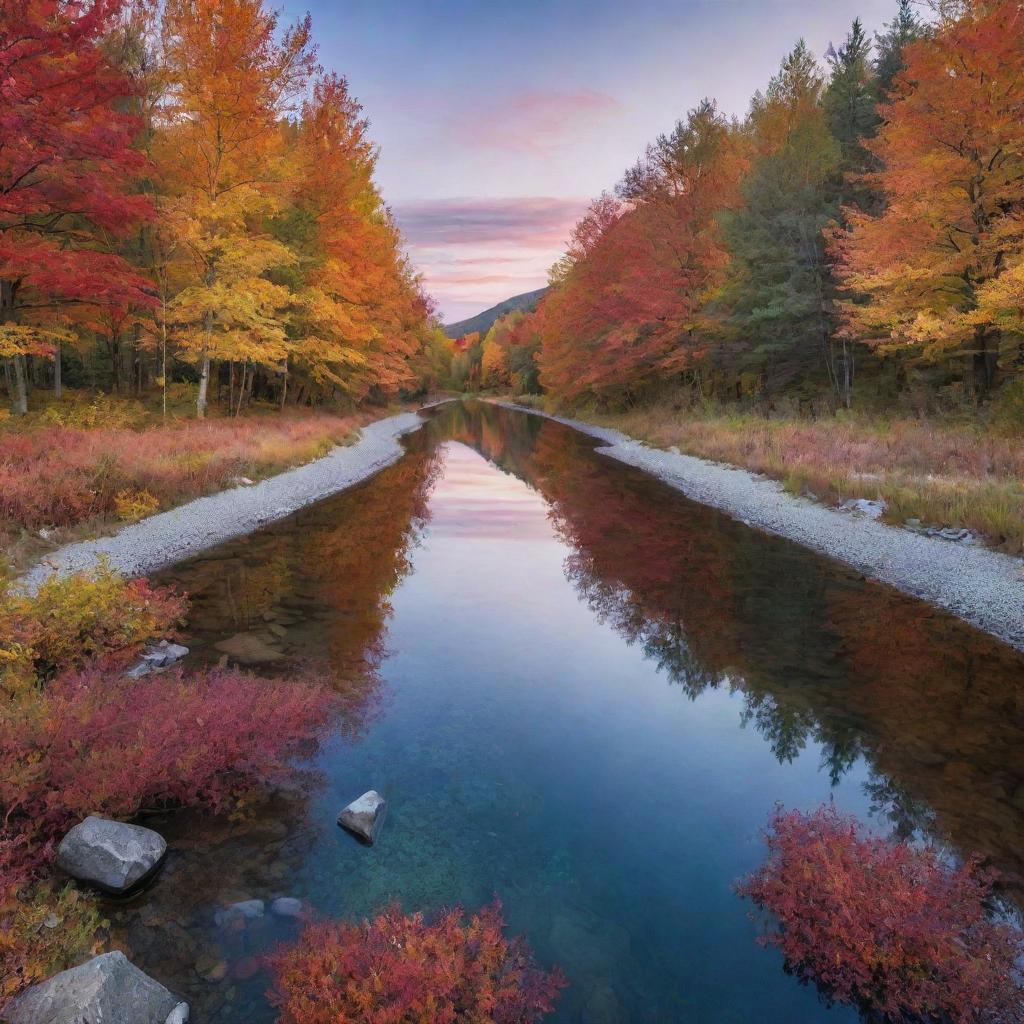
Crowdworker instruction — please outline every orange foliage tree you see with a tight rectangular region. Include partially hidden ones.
[289,74,431,403]
[833,0,1024,399]
[538,101,745,405]
[157,0,317,416]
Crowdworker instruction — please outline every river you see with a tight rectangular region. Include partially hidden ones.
[108,400,1024,1023]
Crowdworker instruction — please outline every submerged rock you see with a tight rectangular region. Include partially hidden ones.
[213,632,286,664]
[337,790,386,844]
[214,899,265,928]
[2,951,187,1024]
[56,816,167,895]
[270,896,304,918]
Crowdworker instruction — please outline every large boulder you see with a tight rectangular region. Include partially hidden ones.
[337,790,386,845]
[56,816,167,895]
[2,951,187,1024]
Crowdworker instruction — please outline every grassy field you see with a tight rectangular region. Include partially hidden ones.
[514,397,1024,554]
[0,390,381,570]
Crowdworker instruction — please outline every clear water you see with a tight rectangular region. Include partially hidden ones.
[110,401,1024,1023]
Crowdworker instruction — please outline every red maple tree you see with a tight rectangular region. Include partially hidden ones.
[0,0,154,411]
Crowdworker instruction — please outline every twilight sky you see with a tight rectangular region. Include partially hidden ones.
[283,0,900,323]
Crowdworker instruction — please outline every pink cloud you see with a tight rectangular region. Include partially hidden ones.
[394,196,587,249]
[393,196,588,322]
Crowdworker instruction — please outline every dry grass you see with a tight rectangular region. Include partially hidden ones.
[0,405,375,568]
[577,404,1024,553]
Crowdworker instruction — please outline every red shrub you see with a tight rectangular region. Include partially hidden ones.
[0,413,358,534]
[0,665,336,883]
[267,901,566,1024]
[737,805,1024,1023]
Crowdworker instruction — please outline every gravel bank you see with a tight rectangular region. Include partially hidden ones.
[20,409,431,592]
[492,400,1024,651]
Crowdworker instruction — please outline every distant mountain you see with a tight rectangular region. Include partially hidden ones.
[443,287,547,339]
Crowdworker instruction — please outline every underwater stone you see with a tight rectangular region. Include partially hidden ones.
[338,790,386,844]
[270,897,304,917]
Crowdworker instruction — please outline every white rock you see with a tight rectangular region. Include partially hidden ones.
[270,897,304,918]
[125,640,189,677]
[56,816,166,895]
[337,790,386,845]
[214,898,265,927]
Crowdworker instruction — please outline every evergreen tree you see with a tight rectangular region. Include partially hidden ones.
[824,19,879,180]
[719,42,847,405]
[874,0,928,100]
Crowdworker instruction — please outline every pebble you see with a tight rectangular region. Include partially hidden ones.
[492,401,1024,652]
[19,411,436,592]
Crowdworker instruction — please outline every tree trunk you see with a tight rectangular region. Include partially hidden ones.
[280,357,288,411]
[235,360,247,417]
[10,354,28,415]
[53,341,62,400]
[971,326,999,400]
[197,352,210,418]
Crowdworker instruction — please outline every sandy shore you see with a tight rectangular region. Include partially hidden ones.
[492,400,1024,651]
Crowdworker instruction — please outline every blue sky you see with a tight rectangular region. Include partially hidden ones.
[283,0,902,322]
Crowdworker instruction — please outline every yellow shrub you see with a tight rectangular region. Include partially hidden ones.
[2,563,187,683]
[38,394,150,430]
[113,489,161,523]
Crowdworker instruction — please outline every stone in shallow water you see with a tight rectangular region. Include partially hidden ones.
[337,790,386,844]
[213,632,286,664]
[270,896,304,918]
[214,899,265,928]
[56,816,167,895]
[2,951,187,1024]
[126,640,190,678]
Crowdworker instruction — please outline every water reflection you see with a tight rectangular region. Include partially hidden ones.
[443,401,1024,896]
[168,441,443,732]
[106,400,1024,1023]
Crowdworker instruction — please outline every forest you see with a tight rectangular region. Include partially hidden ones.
[458,0,1024,421]
[0,0,451,421]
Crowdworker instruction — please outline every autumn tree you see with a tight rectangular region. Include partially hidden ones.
[539,101,745,404]
[0,0,154,414]
[833,0,1024,399]
[157,0,317,416]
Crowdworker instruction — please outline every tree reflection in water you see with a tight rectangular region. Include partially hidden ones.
[166,440,443,736]
[440,401,1024,901]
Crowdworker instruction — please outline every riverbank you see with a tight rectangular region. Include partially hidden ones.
[492,400,1024,651]
[19,408,435,591]
[578,404,1024,554]
[1,406,372,571]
